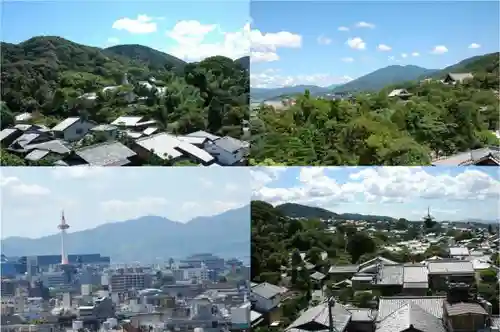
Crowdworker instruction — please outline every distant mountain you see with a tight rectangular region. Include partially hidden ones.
[104,44,187,72]
[0,206,250,263]
[234,56,250,71]
[276,203,396,222]
[276,203,338,219]
[425,52,500,79]
[333,65,438,93]
[251,85,338,101]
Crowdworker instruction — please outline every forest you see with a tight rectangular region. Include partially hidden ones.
[1,36,249,139]
[251,200,500,329]
[250,53,500,166]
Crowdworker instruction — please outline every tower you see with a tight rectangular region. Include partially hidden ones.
[58,211,70,265]
[423,206,436,229]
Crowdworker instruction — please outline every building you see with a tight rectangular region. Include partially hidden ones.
[443,72,474,84]
[51,117,95,142]
[109,269,152,293]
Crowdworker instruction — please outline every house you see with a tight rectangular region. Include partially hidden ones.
[449,247,470,258]
[251,282,288,325]
[61,141,137,166]
[204,136,249,166]
[427,261,475,291]
[133,133,215,165]
[89,124,119,141]
[8,131,53,153]
[0,128,23,147]
[402,264,428,296]
[431,146,500,166]
[443,73,474,84]
[51,117,95,142]
[328,265,360,281]
[23,140,71,163]
[110,116,156,131]
[388,89,413,99]
[376,302,446,332]
[373,264,404,296]
[285,301,352,332]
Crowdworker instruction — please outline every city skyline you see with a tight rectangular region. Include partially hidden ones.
[250,1,499,88]
[251,166,500,221]
[1,1,250,62]
[1,167,250,239]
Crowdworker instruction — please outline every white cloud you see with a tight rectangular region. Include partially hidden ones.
[101,197,168,220]
[401,53,408,58]
[251,70,353,88]
[338,26,349,31]
[52,167,108,179]
[412,52,420,57]
[468,43,481,49]
[225,183,239,192]
[1,176,50,196]
[252,167,500,207]
[107,37,120,45]
[0,176,19,187]
[346,37,366,50]
[251,29,302,51]
[112,14,157,34]
[167,21,250,61]
[355,21,375,29]
[317,35,332,45]
[251,51,279,63]
[341,57,354,63]
[431,45,448,54]
[377,44,391,51]
[388,56,395,61]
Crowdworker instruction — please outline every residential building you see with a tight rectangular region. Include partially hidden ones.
[51,117,95,142]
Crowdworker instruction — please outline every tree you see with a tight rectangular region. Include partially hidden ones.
[347,232,376,263]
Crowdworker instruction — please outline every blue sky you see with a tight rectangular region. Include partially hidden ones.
[1,1,250,62]
[0,167,250,238]
[250,1,500,88]
[251,166,500,221]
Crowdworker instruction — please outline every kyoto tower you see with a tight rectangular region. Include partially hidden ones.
[58,211,70,265]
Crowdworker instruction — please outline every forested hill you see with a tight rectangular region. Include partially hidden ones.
[1,35,249,140]
[275,202,396,222]
[428,52,500,79]
[104,44,187,72]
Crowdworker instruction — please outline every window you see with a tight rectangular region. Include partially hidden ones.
[75,128,83,135]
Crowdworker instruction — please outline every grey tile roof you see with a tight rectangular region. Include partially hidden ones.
[448,73,474,82]
[25,140,71,155]
[403,265,428,283]
[187,130,220,141]
[0,128,19,142]
[376,265,404,285]
[214,136,245,153]
[443,301,488,316]
[111,116,144,127]
[329,265,359,274]
[403,282,428,289]
[75,141,136,166]
[176,141,214,164]
[10,133,41,148]
[51,117,81,131]
[359,256,398,272]
[377,296,446,321]
[310,271,326,280]
[286,302,351,332]
[91,124,117,131]
[135,133,183,159]
[178,135,208,145]
[449,247,470,256]
[376,303,446,332]
[432,146,500,166]
[251,282,285,300]
[25,149,50,161]
[427,261,474,274]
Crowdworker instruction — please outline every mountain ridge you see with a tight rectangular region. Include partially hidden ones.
[1,205,250,262]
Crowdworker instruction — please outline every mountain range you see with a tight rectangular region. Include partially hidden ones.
[0,206,250,263]
[250,52,499,100]
[275,203,396,222]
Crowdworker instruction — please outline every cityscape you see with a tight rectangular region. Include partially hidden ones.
[1,167,252,332]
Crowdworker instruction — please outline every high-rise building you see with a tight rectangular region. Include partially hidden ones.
[109,269,152,293]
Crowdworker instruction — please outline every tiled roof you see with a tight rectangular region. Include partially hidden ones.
[427,261,474,274]
[310,271,326,280]
[347,308,377,322]
[252,282,285,300]
[51,117,81,131]
[376,303,446,332]
[377,296,447,321]
[286,302,351,332]
[329,265,359,274]
[449,247,470,256]
[75,141,136,166]
[376,265,403,285]
[403,265,428,283]
[443,301,488,316]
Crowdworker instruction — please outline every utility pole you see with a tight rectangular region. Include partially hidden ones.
[328,296,334,332]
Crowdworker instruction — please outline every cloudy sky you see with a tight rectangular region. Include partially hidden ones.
[1,1,250,62]
[251,167,500,221]
[250,1,499,88]
[1,167,250,239]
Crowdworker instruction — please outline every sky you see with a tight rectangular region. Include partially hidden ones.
[0,0,250,62]
[0,167,250,239]
[250,1,500,88]
[251,166,500,221]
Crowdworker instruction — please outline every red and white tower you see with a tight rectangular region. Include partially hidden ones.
[58,211,70,265]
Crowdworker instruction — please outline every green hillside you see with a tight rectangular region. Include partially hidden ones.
[250,52,500,166]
